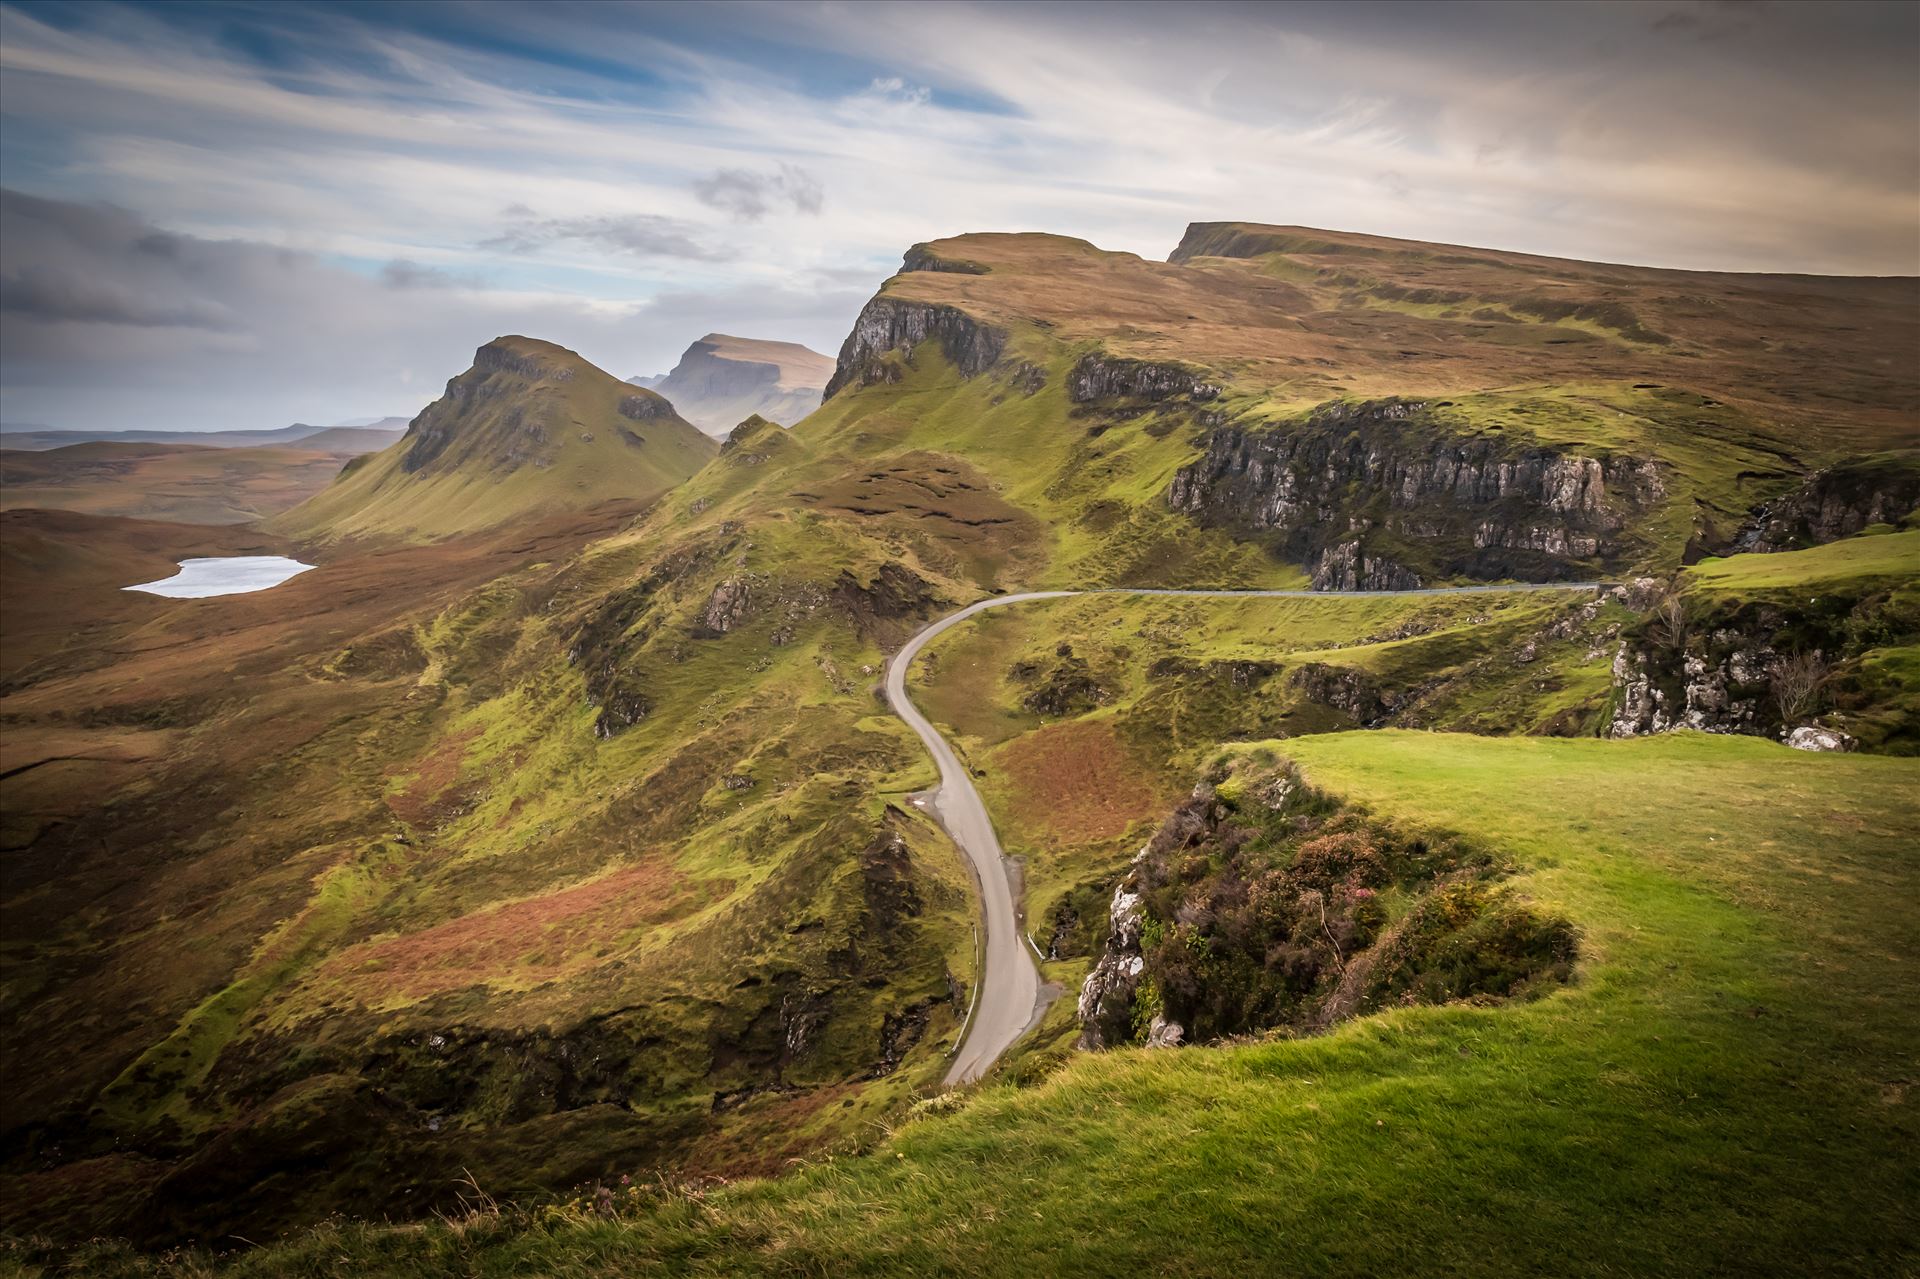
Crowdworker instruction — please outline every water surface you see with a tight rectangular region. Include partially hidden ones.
[125,556,316,598]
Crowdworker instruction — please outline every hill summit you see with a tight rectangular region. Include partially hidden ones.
[628,333,833,436]
[272,336,716,540]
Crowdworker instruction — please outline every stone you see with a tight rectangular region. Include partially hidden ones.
[1786,726,1856,752]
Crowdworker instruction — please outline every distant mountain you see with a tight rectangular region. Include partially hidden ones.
[272,336,717,541]
[291,425,406,453]
[0,417,409,453]
[627,333,833,436]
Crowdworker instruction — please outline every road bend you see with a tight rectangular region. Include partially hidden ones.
[884,581,1605,1084]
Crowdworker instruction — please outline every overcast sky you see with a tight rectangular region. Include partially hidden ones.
[2,0,1915,434]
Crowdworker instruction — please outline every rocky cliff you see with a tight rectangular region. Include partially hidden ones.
[823,296,1006,400]
[1734,450,1920,551]
[1167,399,1666,585]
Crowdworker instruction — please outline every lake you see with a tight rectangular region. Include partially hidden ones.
[124,556,317,598]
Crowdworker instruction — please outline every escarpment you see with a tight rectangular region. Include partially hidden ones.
[1168,400,1666,584]
[823,296,1007,398]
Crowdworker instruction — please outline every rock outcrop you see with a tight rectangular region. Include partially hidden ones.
[693,576,755,638]
[1075,851,1150,1051]
[1067,354,1220,404]
[1607,632,1778,738]
[900,243,991,275]
[1308,540,1421,591]
[1288,662,1401,725]
[1168,399,1665,584]
[823,296,1006,399]
[1787,726,1857,752]
[1734,451,1920,551]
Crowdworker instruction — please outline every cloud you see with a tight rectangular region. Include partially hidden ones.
[692,163,824,222]
[0,188,865,432]
[480,211,731,261]
[379,258,478,289]
[0,190,237,329]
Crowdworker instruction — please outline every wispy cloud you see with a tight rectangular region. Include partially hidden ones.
[481,211,731,261]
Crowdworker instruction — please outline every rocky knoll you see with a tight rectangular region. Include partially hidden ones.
[1078,761,1575,1053]
[1068,353,1221,404]
[1168,399,1666,586]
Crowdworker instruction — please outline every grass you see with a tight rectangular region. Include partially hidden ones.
[906,588,1630,950]
[20,730,1913,1277]
[1684,528,1920,594]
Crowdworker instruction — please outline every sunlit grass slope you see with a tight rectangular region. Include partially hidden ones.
[36,731,1914,1278]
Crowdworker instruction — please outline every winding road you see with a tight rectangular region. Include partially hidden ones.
[885,582,1606,1085]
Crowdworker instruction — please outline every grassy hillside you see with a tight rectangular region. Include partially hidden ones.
[0,442,365,524]
[3,223,1914,1258]
[271,337,716,541]
[859,228,1915,582]
[28,731,1914,1277]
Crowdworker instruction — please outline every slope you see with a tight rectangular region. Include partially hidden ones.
[271,337,716,541]
[40,732,1918,1278]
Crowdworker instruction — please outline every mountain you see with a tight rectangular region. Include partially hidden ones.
[0,439,379,525]
[270,336,717,541]
[628,333,834,436]
[3,224,1915,1266]
[287,425,406,453]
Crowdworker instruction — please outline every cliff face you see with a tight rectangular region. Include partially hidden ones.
[1734,451,1920,551]
[823,296,1006,400]
[1067,353,1221,404]
[1167,400,1666,585]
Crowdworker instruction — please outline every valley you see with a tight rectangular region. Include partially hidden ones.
[1,220,1914,1275]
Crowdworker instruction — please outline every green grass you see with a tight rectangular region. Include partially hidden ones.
[905,588,1630,953]
[25,731,1912,1277]
[1685,528,1920,594]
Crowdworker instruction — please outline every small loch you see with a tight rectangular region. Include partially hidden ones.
[124,556,316,598]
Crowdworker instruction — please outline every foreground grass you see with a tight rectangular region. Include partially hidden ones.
[20,731,1914,1277]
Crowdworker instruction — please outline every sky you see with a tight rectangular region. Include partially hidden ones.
[1,0,1915,435]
